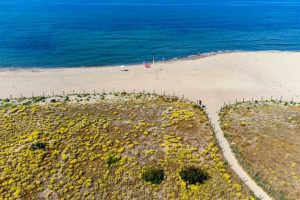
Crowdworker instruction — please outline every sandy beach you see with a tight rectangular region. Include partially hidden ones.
[1,51,300,111]
[2,51,300,199]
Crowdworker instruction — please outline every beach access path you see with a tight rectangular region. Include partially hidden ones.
[2,51,300,199]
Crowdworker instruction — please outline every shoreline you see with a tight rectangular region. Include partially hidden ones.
[1,50,300,71]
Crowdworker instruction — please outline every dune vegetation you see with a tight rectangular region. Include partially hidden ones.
[0,93,253,199]
[220,101,300,200]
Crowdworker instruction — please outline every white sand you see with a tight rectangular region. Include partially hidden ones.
[1,51,300,199]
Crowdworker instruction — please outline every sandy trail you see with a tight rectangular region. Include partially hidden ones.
[1,51,300,199]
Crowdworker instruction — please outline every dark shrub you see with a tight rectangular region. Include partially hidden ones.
[142,168,164,184]
[50,99,57,103]
[193,104,201,109]
[179,167,209,184]
[30,142,47,151]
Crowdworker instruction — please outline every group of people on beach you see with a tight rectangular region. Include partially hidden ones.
[120,62,151,72]
[120,52,202,72]
[120,59,154,71]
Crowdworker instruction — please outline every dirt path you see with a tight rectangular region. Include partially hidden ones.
[207,106,272,200]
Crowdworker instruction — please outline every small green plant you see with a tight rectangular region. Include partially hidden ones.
[32,97,46,103]
[22,101,32,106]
[179,167,209,184]
[2,98,10,103]
[142,168,164,184]
[64,96,70,102]
[106,155,121,166]
[30,142,47,151]
[136,94,143,99]
[172,97,179,101]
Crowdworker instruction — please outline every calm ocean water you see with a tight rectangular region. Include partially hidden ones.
[1,0,300,68]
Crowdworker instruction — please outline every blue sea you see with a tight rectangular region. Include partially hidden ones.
[1,0,300,68]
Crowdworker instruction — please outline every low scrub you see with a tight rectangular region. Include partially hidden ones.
[179,167,209,184]
[142,168,164,184]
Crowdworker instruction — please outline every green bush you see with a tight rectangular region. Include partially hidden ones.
[142,168,164,184]
[179,167,209,184]
[30,142,47,151]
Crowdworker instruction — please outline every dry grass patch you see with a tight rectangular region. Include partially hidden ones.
[220,101,300,200]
